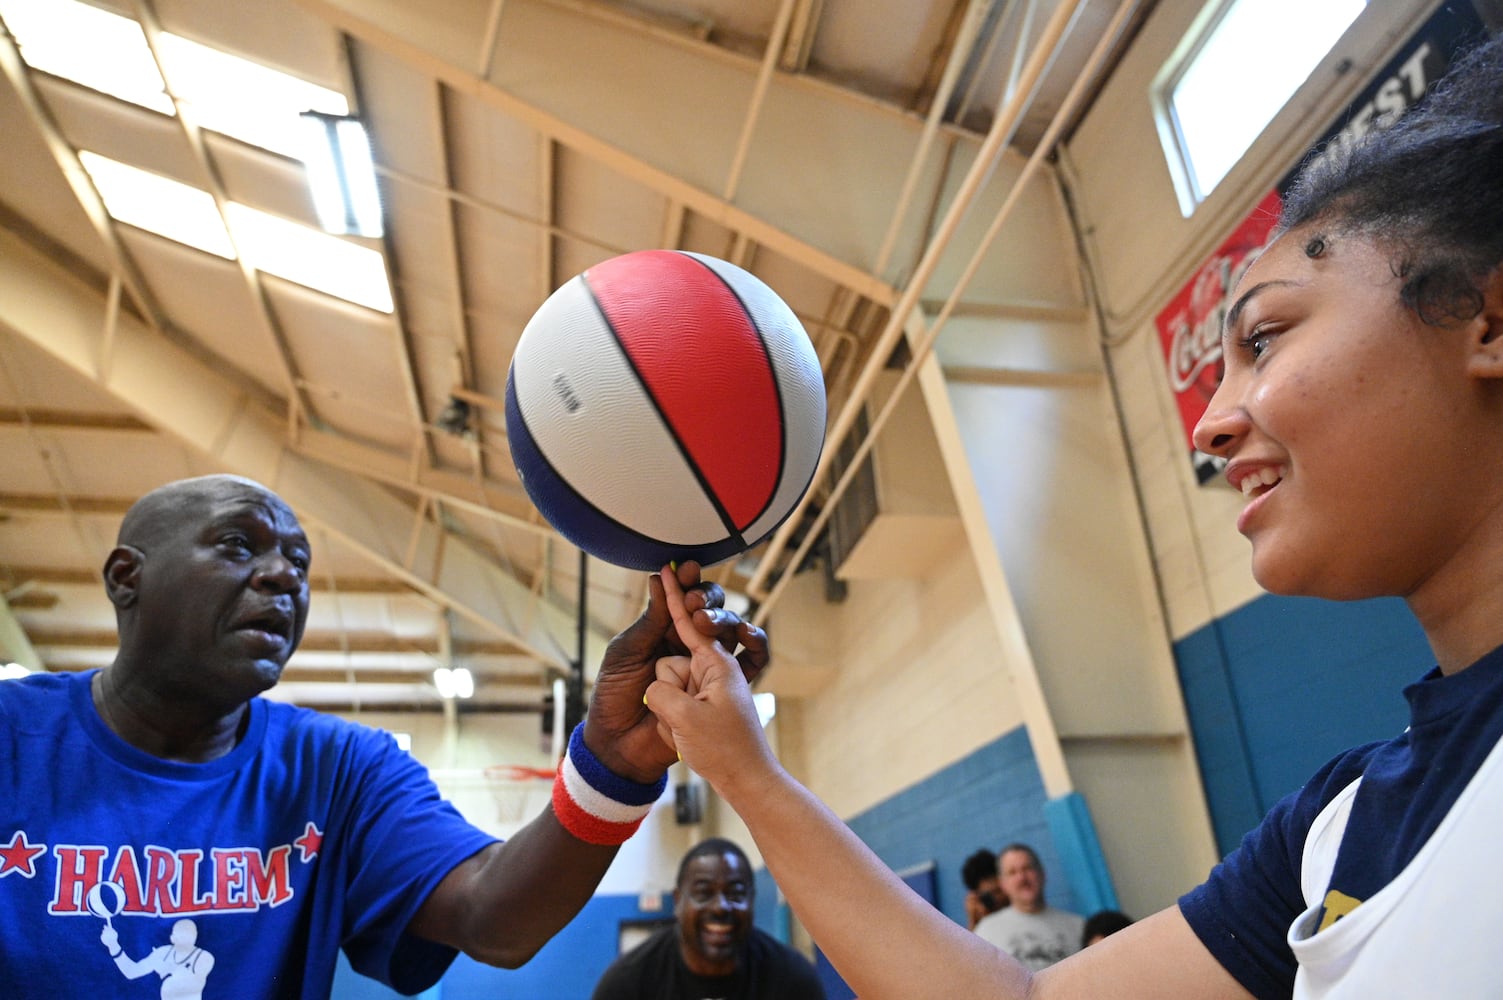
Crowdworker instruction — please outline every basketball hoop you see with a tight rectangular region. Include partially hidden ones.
[483,764,556,825]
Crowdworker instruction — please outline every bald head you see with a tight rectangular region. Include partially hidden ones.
[118,475,282,550]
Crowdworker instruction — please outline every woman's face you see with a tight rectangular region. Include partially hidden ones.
[1193,225,1491,602]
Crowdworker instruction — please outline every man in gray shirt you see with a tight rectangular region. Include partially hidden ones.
[973,843,1084,971]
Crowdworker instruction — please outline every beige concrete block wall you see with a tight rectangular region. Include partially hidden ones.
[760,555,1021,821]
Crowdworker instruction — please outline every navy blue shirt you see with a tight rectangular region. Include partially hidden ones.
[1180,645,1503,998]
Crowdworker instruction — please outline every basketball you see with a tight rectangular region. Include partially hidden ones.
[505,250,827,571]
[86,880,125,920]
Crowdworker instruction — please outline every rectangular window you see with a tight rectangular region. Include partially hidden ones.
[1154,0,1367,216]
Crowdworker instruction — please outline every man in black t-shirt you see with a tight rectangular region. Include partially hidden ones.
[591,838,825,1000]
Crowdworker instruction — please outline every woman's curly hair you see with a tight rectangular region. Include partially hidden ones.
[1278,32,1503,325]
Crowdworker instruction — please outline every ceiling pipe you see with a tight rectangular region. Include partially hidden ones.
[872,0,991,276]
[478,0,508,79]
[1003,0,1045,105]
[954,0,1024,127]
[723,0,800,202]
[752,0,1144,620]
[745,0,1092,604]
[923,2,1143,369]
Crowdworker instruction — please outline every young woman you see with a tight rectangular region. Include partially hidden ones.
[643,31,1503,1000]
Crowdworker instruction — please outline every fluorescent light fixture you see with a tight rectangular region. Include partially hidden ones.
[79,152,234,258]
[300,112,384,237]
[0,663,31,680]
[1168,0,1366,205]
[753,692,776,728]
[433,667,474,700]
[0,0,171,113]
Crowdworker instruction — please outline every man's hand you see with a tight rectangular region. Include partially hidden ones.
[584,561,768,782]
[643,566,780,798]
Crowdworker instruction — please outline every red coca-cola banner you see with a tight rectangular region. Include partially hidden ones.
[1155,189,1280,480]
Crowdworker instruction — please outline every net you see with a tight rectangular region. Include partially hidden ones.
[483,764,556,825]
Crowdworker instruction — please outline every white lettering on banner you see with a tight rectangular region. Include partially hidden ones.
[1165,252,1258,394]
[1311,44,1433,169]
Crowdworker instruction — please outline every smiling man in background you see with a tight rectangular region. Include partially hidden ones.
[591,837,825,1000]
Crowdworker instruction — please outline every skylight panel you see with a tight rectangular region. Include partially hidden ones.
[154,33,348,159]
[4,0,387,267]
[0,0,171,112]
[79,152,234,257]
[79,153,392,312]
[226,204,393,313]
[1,0,349,159]
[1158,0,1366,214]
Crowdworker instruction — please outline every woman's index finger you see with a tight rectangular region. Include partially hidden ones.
[659,566,714,651]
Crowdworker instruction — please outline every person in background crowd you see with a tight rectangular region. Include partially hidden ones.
[591,837,825,1000]
[962,847,1007,931]
[972,844,1084,970]
[1081,911,1134,949]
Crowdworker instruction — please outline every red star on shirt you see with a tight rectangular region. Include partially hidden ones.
[294,822,324,863]
[0,831,45,879]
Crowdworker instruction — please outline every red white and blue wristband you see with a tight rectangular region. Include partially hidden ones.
[552,722,667,845]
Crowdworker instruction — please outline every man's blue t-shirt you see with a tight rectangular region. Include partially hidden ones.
[0,669,496,998]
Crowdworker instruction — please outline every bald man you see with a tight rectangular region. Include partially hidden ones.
[0,475,763,999]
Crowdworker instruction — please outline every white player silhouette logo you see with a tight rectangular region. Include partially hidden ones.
[92,884,216,999]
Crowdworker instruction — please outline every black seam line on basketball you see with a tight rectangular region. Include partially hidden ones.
[511,379,729,556]
[582,270,748,547]
[680,251,787,527]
